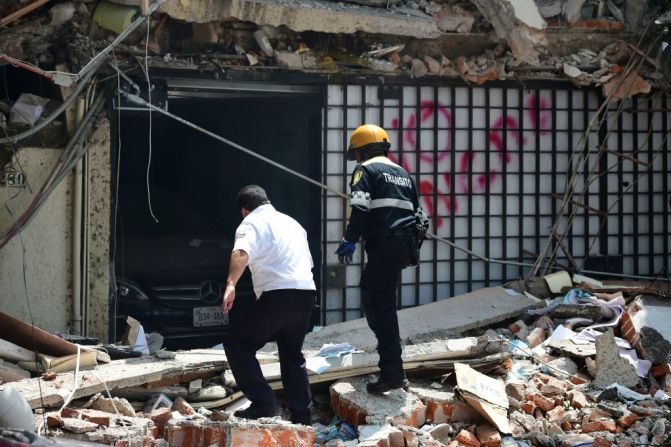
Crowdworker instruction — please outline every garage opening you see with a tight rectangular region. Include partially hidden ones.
[112,80,323,349]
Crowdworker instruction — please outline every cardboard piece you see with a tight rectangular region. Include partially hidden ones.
[543,271,572,294]
[455,363,511,434]
[39,350,98,373]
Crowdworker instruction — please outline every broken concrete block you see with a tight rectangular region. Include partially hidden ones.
[432,4,475,33]
[509,320,530,340]
[564,0,586,22]
[86,393,136,417]
[546,357,578,378]
[558,433,594,446]
[526,327,546,349]
[330,377,426,427]
[424,55,441,74]
[536,0,562,18]
[358,425,405,447]
[550,304,603,321]
[410,58,428,78]
[275,51,303,70]
[624,296,671,365]
[593,330,638,389]
[61,417,99,434]
[426,423,452,444]
[190,385,228,402]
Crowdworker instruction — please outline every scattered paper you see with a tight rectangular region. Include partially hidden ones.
[455,363,511,433]
[544,271,572,293]
[305,356,331,374]
[315,343,356,358]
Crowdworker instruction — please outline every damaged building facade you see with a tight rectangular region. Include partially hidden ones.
[0,0,670,344]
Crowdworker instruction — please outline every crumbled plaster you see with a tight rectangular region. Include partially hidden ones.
[86,119,111,341]
[159,0,441,38]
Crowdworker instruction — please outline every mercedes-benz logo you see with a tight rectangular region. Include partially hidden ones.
[199,280,221,304]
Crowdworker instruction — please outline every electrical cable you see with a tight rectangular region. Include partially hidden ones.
[142,18,158,223]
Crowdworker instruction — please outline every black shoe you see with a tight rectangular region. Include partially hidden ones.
[366,377,410,394]
[234,405,281,420]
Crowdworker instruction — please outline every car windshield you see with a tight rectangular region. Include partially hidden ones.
[118,186,220,237]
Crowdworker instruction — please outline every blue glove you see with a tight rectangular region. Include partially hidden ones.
[335,239,356,264]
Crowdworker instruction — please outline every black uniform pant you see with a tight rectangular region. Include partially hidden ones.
[361,234,416,381]
[223,289,314,424]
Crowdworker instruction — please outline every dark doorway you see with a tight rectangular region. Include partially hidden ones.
[113,86,323,349]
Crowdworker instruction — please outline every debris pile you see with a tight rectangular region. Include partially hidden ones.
[1,274,670,446]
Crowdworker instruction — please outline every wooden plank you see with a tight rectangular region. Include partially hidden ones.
[0,338,36,363]
[0,0,51,27]
[1,349,276,409]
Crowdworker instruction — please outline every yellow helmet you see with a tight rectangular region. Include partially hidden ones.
[348,124,391,160]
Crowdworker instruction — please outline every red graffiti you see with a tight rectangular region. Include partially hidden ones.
[389,92,552,228]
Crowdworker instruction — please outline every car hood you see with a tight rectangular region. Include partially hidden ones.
[118,235,232,280]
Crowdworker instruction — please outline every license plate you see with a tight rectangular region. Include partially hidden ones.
[193,306,228,327]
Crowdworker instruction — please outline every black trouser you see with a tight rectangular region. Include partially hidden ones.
[223,289,314,424]
[361,233,416,381]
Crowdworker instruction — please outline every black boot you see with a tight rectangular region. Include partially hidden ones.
[234,404,281,420]
[366,376,410,394]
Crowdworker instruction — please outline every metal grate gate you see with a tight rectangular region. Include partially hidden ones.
[321,81,671,325]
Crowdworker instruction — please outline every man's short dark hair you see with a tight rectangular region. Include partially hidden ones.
[236,185,270,211]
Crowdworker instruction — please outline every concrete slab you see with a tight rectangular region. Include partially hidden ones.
[161,0,441,38]
[303,287,536,352]
[628,296,671,365]
[330,376,426,427]
[593,330,638,389]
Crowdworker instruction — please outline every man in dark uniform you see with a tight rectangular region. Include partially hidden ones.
[335,124,430,393]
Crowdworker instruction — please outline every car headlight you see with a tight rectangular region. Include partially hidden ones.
[117,280,149,301]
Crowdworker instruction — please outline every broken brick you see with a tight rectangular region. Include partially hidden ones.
[151,407,173,425]
[522,401,535,415]
[650,363,671,378]
[526,327,546,349]
[533,394,555,412]
[454,429,480,447]
[172,397,195,416]
[546,406,568,424]
[475,424,500,447]
[509,320,529,339]
[616,413,639,428]
[593,437,613,447]
[568,390,589,409]
[581,420,617,433]
[505,383,526,402]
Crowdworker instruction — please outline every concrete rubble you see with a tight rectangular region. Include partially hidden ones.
[0,275,670,446]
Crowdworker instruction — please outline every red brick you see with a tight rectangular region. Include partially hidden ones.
[424,399,454,424]
[585,408,611,422]
[570,374,589,385]
[561,420,573,432]
[533,394,555,412]
[533,316,555,331]
[46,414,61,428]
[61,407,80,418]
[522,401,535,415]
[593,437,613,447]
[527,328,546,348]
[581,420,617,433]
[541,384,565,397]
[455,430,480,447]
[505,383,526,402]
[150,407,173,425]
[475,424,500,447]
[402,430,419,447]
[651,364,671,378]
[546,407,567,424]
[568,390,588,409]
[172,397,195,416]
[81,413,110,427]
[616,413,639,428]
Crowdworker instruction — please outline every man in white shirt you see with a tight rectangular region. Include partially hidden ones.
[221,185,316,426]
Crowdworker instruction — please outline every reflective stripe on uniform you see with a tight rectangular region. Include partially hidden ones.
[415,207,428,220]
[370,198,414,211]
[351,191,371,208]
